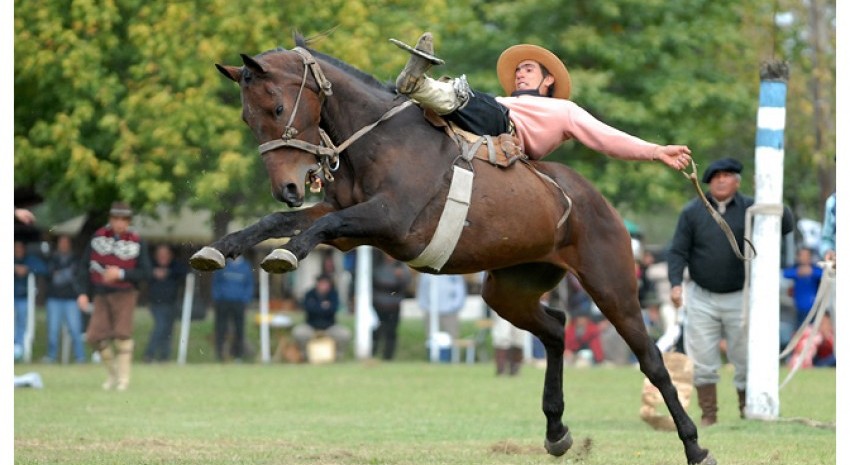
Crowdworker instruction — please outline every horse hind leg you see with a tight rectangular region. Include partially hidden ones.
[540,301,573,456]
[576,268,715,465]
[560,212,713,464]
[482,265,572,457]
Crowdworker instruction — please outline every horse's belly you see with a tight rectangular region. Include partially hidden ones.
[439,170,565,272]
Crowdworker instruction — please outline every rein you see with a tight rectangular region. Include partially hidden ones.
[256,47,414,183]
[680,161,755,261]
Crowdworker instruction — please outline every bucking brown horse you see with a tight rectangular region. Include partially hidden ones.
[189,36,715,465]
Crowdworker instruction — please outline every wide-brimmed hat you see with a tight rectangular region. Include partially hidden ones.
[108,201,133,218]
[497,44,571,100]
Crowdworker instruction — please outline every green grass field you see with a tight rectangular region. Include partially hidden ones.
[14,309,836,465]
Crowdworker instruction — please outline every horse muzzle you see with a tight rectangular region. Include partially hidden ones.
[274,182,304,207]
[272,164,323,207]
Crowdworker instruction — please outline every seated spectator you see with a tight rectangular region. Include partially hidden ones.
[293,274,351,361]
[564,306,605,366]
[642,295,665,343]
[788,312,835,368]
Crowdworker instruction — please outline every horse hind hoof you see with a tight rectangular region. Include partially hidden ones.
[697,453,717,465]
[189,247,226,271]
[544,430,573,457]
[261,249,298,273]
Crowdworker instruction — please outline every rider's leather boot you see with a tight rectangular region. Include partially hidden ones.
[395,32,438,94]
[392,33,470,115]
[406,76,471,115]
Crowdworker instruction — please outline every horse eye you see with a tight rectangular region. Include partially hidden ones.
[275,105,284,116]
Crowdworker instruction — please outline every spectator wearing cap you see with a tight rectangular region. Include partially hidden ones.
[667,158,794,426]
[76,201,152,390]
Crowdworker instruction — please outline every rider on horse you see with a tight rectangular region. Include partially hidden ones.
[394,33,693,172]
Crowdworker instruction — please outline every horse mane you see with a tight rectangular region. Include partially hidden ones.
[292,34,395,95]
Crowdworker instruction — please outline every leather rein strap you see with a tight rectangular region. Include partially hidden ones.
[256,47,413,183]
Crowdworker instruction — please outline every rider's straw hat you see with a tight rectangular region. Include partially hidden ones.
[497,44,571,100]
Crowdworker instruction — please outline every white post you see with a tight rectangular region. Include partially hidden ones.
[354,246,373,359]
[745,62,788,420]
[428,276,440,363]
[24,273,36,363]
[259,269,271,363]
[177,273,196,365]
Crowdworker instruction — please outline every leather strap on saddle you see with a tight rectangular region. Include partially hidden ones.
[406,165,474,271]
[423,109,526,168]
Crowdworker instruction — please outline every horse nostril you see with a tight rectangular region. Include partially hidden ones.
[275,182,303,207]
[283,183,299,197]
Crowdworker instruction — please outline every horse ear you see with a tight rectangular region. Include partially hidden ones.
[215,64,242,82]
[240,53,268,75]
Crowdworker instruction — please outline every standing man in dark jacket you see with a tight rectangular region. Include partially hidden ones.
[211,255,254,362]
[76,202,152,390]
[44,234,87,364]
[667,158,794,426]
[371,251,412,360]
[143,244,187,362]
[14,239,47,361]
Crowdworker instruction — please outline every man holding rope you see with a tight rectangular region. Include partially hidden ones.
[667,157,794,426]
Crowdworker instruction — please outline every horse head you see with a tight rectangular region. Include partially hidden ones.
[216,49,329,207]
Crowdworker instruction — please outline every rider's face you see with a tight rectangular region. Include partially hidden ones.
[514,60,554,95]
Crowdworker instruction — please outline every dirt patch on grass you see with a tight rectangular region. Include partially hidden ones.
[489,436,593,460]
[489,439,539,455]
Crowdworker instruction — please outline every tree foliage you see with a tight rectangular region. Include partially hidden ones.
[14,0,834,242]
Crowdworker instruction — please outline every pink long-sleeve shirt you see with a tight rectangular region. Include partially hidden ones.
[495,95,659,161]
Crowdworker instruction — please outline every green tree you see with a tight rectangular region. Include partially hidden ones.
[15,0,833,246]
[771,0,836,220]
[14,0,449,240]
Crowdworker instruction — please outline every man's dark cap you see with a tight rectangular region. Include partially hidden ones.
[702,158,743,183]
[109,201,133,218]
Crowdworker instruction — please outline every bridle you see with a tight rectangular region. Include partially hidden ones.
[256,47,413,183]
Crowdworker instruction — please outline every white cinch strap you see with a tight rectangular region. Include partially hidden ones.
[407,166,474,271]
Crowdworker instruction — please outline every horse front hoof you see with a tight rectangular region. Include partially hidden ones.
[261,249,298,273]
[544,430,573,457]
[189,247,226,271]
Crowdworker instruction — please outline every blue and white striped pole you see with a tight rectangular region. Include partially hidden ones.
[745,62,789,420]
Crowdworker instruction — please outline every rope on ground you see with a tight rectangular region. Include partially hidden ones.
[756,416,836,430]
